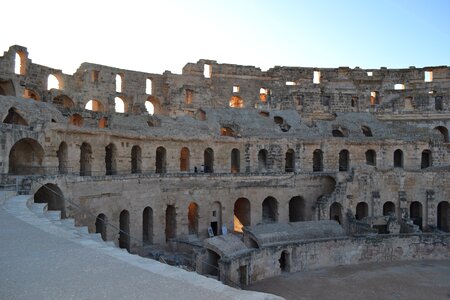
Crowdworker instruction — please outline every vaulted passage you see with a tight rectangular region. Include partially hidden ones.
[204,148,214,173]
[234,198,250,232]
[210,201,222,236]
[156,147,167,173]
[188,202,199,235]
[57,142,68,174]
[165,205,177,241]
[119,210,130,252]
[143,207,153,244]
[180,147,190,172]
[285,149,295,172]
[330,202,343,224]
[231,148,240,173]
[258,149,268,172]
[34,184,65,218]
[262,196,278,223]
[105,143,117,175]
[339,149,349,171]
[410,201,423,230]
[9,138,44,175]
[437,201,449,232]
[80,142,92,176]
[3,107,28,125]
[131,145,142,174]
[383,201,396,216]
[289,196,305,222]
[95,213,107,241]
[355,202,368,220]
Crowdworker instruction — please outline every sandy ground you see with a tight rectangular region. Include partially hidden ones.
[246,260,450,300]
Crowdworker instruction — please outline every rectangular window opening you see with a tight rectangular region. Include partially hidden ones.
[233,85,240,93]
[424,71,433,82]
[394,84,405,90]
[313,71,321,84]
[204,64,211,78]
[185,89,193,104]
[286,81,296,86]
[146,78,152,95]
[370,91,379,106]
[367,71,373,76]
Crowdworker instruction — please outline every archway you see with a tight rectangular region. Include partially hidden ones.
[262,196,278,223]
[9,138,44,175]
[53,95,74,108]
[188,202,199,235]
[365,149,376,166]
[258,149,268,172]
[355,202,368,220]
[105,143,117,175]
[330,202,343,224]
[313,149,323,172]
[180,147,190,172]
[394,149,403,168]
[437,201,449,232]
[210,201,222,236]
[289,196,305,222]
[69,114,83,127]
[156,146,167,173]
[119,210,130,252]
[95,213,107,241]
[339,149,350,171]
[383,201,396,216]
[231,148,240,173]
[34,184,65,218]
[410,201,423,230]
[421,150,432,169]
[279,251,290,272]
[57,142,68,174]
[143,207,153,244]
[204,148,214,173]
[80,142,92,176]
[234,198,250,232]
[131,145,142,174]
[165,205,177,241]
[85,99,104,112]
[285,149,295,172]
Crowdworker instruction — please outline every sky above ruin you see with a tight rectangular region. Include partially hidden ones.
[1,0,449,75]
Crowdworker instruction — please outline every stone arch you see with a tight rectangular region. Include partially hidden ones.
[105,143,117,175]
[279,250,290,272]
[285,149,295,172]
[410,201,423,230]
[437,201,449,232]
[156,146,167,173]
[80,142,92,176]
[355,202,368,220]
[3,107,28,125]
[119,210,130,252]
[231,148,240,173]
[258,149,268,172]
[383,201,396,216]
[421,150,432,169]
[330,202,343,224]
[393,149,403,168]
[234,198,250,232]
[9,138,44,175]
[361,125,373,137]
[34,183,65,218]
[15,51,26,75]
[313,149,323,172]
[23,88,40,101]
[47,74,61,90]
[289,196,305,222]
[434,126,449,142]
[210,201,222,236]
[146,96,161,115]
[366,149,376,166]
[204,148,214,173]
[95,213,107,241]
[339,149,350,171]
[57,142,68,174]
[180,147,190,172]
[188,202,199,235]
[114,96,127,113]
[85,99,104,112]
[262,196,278,223]
[53,95,74,108]
[165,205,177,241]
[332,129,345,137]
[69,114,83,127]
[131,145,142,174]
[143,207,153,244]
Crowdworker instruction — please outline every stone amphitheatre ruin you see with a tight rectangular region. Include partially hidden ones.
[0,44,449,287]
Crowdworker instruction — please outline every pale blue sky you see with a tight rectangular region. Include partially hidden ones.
[1,0,449,74]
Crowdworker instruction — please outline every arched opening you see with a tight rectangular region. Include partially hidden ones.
[421,150,432,169]
[366,149,376,166]
[15,51,26,75]
[180,147,190,172]
[156,146,167,174]
[410,201,423,230]
[188,202,199,235]
[47,74,60,90]
[210,201,222,236]
[289,196,305,222]
[53,95,74,108]
[57,142,68,174]
[23,88,40,101]
[437,201,449,232]
[146,96,160,115]
[114,97,126,113]
[80,142,92,176]
[361,126,373,137]
[231,148,240,173]
[434,126,449,143]
[234,198,250,232]
[204,148,214,173]
[262,196,278,223]
[279,251,290,272]
[383,201,396,216]
[69,114,83,127]
[332,129,344,137]
[131,145,142,174]
[330,202,343,224]
[143,207,153,244]
[85,99,104,112]
[355,202,368,220]
[313,149,323,172]
[339,149,350,171]
[9,138,44,175]
[229,95,244,108]
[285,149,295,172]
[95,213,107,241]
[258,149,268,172]
[34,184,65,218]
[116,74,123,93]
[394,149,403,168]
[145,101,154,115]
[3,107,28,126]
[99,117,108,128]
[165,205,176,241]
[119,210,130,252]
[105,143,117,175]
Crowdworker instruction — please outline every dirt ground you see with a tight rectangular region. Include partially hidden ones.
[245,260,450,300]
